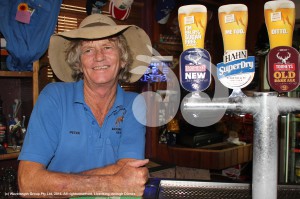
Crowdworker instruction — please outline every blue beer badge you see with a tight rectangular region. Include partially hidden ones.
[180,48,211,92]
[217,50,255,89]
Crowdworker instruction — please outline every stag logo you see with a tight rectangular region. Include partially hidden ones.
[115,116,124,127]
[186,51,203,65]
[114,106,126,127]
[276,52,291,64]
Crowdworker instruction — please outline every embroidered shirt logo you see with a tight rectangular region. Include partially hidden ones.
[69,131,80,135]
[112,106,127,134]
[115,116,124,126]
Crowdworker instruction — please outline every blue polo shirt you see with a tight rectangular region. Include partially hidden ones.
[18,80,146,173]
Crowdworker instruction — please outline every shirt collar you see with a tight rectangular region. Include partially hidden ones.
[73,80,125,110]
[73,80,84,104]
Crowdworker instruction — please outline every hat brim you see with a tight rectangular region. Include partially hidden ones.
[48,25,152,82]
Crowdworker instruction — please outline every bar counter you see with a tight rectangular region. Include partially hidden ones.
[143,178,300,199]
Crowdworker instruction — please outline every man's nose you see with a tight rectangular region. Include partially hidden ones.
[94,49,105,61]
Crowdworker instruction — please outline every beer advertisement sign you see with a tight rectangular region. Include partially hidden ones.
[180,48,211,92]
[218,4,248,51]
[178,5,211,92]
[217,51,255,89]
[268,46,300,92]
[264,0,295,49]
[178,5,207,51]
[217,4,255,90]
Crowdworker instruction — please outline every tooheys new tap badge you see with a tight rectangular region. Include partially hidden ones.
[268,46,300,93]
[180,48,211,92]
[178,5,211,92]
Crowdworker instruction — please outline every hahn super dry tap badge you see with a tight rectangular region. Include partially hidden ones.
[217,4,255,90]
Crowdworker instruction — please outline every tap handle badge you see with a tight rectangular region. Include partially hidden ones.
[264,0,295,49]
[178,5,207,51]
[265,1,299,93]
[178,5,211,92]
[218,4,248,52]
[267,46,300,93]
[217,4,255,90]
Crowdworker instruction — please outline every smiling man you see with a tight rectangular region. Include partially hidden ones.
[17,14,152,198]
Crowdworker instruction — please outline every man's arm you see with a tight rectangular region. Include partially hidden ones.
[18,159,149,198]
[80,158,136,175]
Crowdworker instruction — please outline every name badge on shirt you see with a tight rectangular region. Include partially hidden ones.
[15,3,35,24]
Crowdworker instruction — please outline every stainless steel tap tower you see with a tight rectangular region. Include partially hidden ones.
[183,92,300,199]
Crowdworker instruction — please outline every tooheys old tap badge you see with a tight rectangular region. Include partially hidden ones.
[180,48,211,92]
[268,46,300,92]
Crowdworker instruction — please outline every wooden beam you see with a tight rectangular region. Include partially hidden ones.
[32,61,39,105]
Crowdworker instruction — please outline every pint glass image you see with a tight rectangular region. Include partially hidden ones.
[264,1,295,49]
[178,5,207,51]
[218,4,248,52]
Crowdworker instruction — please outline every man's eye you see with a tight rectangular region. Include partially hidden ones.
[103,46,113,50]
[82,48,94,54]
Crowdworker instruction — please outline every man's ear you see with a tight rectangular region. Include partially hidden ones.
[121,62,126,69]
[79,65,83,72]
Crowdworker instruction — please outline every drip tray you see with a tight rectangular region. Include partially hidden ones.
[144,179,300,199]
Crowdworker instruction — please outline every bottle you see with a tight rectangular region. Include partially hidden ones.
[158,109,167,144]
[0,96,7,145]
[166,118,180,146]
[158,123,167,144]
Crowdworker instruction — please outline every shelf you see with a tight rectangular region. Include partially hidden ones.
[168,143,253,170]
[0,49,8,56]
[0,152,19,161]
[0,147,20,161]
[0,70,33,77]
[0,61,39,105]
[1,49,33,78]
[155,43,183,53]
[294,148,300,153]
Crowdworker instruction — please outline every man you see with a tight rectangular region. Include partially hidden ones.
[18,14,152,198]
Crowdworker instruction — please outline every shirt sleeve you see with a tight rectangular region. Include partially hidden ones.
[18,84,62,166]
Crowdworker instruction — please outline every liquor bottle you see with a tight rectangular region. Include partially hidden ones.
[158,123,167,144]
[166,118,180,146]
[158,109,167,144]
[0,96,7,145]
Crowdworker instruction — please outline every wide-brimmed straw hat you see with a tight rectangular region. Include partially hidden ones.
[48,14,152,82]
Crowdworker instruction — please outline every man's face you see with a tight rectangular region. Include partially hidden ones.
[80,38,124,87]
